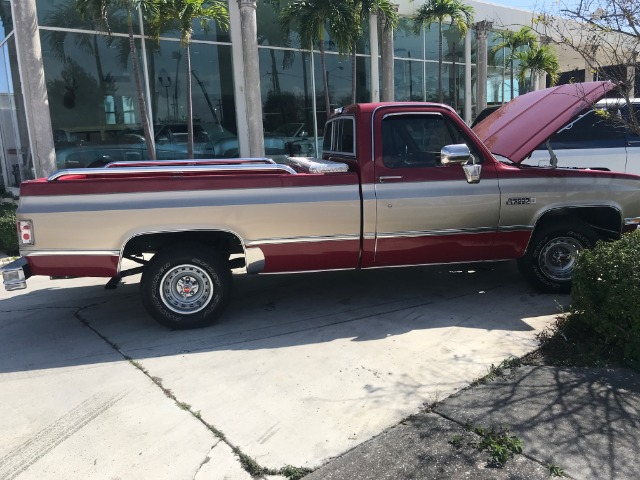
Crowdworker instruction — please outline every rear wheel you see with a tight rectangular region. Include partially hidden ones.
[517,220,598,293]
[141,245,232,329]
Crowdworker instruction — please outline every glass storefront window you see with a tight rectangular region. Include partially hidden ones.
[0,36,32,187]
[424,61,440,102]
[149,40,237,157]
[150,17,230,44]
[257,0,297,48]
[442,25,465,64]
[259,47,316,158]
[314,53,354,128]
[41,31,152,168]
[40,25,237,168]
[0,0,13,40]
[37,0,139,34]
[268,3,370,54]
[394,58,424,101]
[394,18,423,60]
[445,63,466,114]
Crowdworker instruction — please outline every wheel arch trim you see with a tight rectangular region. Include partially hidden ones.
[118,228,265,274]
[525,204,622,253]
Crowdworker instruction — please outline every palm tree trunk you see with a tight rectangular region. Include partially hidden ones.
[186,40,194,159]
[352,0,362,105]
[510,58,515,99]
[351,50,357,104]
[438,21,443,103]
[93,35,106,97]
[127,8,155,160]
[269,49,287,125]
[528,70,532,93]
[320,33,330,119]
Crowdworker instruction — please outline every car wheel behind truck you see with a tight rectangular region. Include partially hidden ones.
[517,219,598,293]
[140,244,232,329]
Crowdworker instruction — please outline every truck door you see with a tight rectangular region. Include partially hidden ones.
[369,110,501,267]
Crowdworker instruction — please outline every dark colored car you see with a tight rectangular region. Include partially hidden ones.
[54,124,220,169]
[470,105,500,128]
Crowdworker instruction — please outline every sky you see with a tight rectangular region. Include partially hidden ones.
[483,0,544,11]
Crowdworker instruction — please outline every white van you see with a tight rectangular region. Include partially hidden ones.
[524,99,640,174]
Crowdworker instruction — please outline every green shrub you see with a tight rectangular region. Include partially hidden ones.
[0,202,18,256]
[570,230,640,368]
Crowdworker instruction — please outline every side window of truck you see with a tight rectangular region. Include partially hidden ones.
[382,114,480,168]
[324,118,355,156]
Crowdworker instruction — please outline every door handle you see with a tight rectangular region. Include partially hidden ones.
[378,176,403,183]
[627,140,640,145]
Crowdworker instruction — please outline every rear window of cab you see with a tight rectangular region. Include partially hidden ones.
[324,117,355,156]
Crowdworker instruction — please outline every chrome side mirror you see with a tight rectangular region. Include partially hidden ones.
[462,163,482,184]
[440,144,471,165]
[440,144,481,184]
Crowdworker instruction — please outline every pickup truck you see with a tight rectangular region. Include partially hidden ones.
[4,81,640,329]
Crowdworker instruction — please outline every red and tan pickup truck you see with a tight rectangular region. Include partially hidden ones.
[4,81,640,329]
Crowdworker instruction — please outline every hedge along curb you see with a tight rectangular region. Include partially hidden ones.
[0,201,18,257]
[570,230,640,368]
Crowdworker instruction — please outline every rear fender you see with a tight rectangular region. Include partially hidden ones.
[119,229,265,274]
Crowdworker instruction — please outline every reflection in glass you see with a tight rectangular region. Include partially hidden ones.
[146,15,229,43]
[0,37,32,187]
[39,27,237,168]
[394,18,423,60]
[149,40,237,157]
[445,63,466,114]
[394,58,424,101]
[257,0,297,48]
[41,31,151,167]
[259,47,315,158]
[37,0,138,34]
[313,53,367,130]
[42,31,142,131]
[0,0,13,40]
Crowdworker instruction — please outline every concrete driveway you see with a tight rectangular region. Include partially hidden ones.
[0,261,562,479]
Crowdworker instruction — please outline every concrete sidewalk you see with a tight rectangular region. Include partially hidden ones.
[2,256,638,479]
[305,365,640,480]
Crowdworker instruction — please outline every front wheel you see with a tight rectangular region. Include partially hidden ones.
[141,245,232,329]
[517,220,598,293]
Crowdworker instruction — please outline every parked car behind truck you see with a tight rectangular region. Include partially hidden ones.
[54,123,228,169]
[474,98,640,174]
[4,81,640,330]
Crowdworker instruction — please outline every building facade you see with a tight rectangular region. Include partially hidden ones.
[0,0,551,193]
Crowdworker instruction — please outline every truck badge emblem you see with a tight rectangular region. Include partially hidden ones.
[506,197,535,205]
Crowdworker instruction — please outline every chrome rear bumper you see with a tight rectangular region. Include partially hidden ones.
[1,257,31,291]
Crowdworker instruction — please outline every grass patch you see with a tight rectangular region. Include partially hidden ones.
[278,465,313,480]
[472,356,522,386]
[466,423,523,467]
[547,463,566,477]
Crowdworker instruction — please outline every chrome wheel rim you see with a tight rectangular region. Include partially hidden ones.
[539,237,584,281]
[160,264,213,314]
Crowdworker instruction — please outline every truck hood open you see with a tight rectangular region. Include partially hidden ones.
[472,81,616,164]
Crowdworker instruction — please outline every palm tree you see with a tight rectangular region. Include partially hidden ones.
[515,43,559,93]
[77,0,159,160]
[412,0,474,103]
[490,26,537,100]
[280,0,356,117]
[348,0,398,104]
[150,0,229,159]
